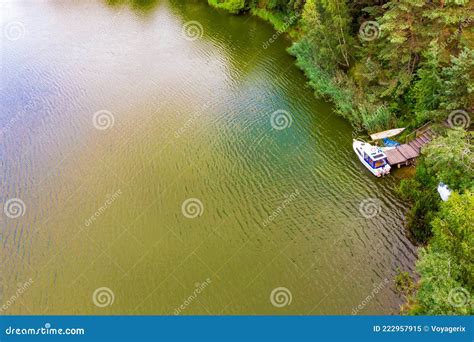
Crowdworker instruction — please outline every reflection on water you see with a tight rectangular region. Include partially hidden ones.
[0,0,416,314]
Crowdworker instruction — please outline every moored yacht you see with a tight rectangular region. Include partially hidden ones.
[353,140,391,177]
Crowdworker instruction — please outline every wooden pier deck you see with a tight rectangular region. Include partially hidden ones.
[385,129,435,168]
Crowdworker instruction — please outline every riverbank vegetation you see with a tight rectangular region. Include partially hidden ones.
[398,128,473,314]
[207,0,473,315]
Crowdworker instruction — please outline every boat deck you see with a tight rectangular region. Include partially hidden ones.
[385,129,434,167]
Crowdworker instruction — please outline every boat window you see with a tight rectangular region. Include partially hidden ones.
[364,153,373,164]
[374,159,387,168]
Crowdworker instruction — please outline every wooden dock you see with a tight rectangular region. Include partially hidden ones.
[385,128,435,168]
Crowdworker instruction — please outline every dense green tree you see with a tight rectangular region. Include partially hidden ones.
[411,191,473,315]
[399,128,472,243]
[208,0,247,13]
[412,247,472,315]
[439,48,474,111]
[431,191,474,285]
[376,0,427,98]
[423,129,473,190]
[399,162,439,243]
[299,0,353,71]
[409,42,443,124]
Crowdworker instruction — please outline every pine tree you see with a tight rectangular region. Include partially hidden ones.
[377,0,428,98]
[298,0,353,72]
[410,42,443,124]
[440,48,474,111]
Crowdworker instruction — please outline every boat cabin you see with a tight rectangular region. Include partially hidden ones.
[357,143,388,169]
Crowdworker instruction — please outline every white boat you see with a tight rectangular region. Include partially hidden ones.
[353,140,391,177]
[369,128,405,141]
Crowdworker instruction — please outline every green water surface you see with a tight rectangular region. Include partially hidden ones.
[0,0,416,314]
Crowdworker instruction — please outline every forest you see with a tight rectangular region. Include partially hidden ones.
[207,0,473,315]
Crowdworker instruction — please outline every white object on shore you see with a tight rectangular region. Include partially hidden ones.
[437,183,452,202]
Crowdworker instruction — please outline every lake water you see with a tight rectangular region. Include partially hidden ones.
[0,0,417,314]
